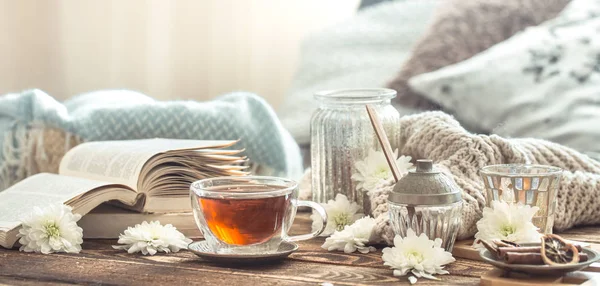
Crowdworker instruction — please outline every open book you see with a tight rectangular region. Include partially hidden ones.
[0,138,247,248]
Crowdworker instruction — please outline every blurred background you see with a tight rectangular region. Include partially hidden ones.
[3,0,599,161]
[0,0,359,107]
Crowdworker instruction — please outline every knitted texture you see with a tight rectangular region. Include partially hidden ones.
[371,111,600,244]
[0,89,303,191]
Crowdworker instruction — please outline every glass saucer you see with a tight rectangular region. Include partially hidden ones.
[187,240,298,264]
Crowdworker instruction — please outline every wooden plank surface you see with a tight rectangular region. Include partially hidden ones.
[1,213,598,285]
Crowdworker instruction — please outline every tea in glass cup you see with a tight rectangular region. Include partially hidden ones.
[190,176,327,254]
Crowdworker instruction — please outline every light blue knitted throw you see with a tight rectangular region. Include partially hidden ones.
[0,89,302,190]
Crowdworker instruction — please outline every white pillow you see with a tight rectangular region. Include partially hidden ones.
[409,0,600,155]
[278,0,440,145]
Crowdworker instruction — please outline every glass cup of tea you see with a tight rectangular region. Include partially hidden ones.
[480,164,563,234]
[190,176,328,254]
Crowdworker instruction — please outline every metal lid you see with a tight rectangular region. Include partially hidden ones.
[388,159,462,206]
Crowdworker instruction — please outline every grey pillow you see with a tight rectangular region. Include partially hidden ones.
[409,0,600,155]
[387,0,571,110]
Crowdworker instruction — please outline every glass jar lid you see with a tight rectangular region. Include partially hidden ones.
[388,159,462,206]
[314,88,396,105]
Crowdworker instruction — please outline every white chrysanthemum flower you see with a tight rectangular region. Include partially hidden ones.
[382,229,455,283]
[311,194,363,236]
[113,221,192,255]
[18,204,83,254]
[352,149,413,192]
[473,200,541,249]
[322,216,377,254]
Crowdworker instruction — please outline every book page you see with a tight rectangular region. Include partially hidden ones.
[0,173,113,231]
[59,139,236,191]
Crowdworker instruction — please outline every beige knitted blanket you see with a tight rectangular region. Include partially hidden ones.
[364,112,600,244]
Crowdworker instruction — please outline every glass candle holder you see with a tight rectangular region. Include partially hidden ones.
[310,89,400,211]
[480,164,563,234]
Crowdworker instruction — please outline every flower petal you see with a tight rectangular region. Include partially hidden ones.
[16,204,83,254]
[382,230,455,282]
[113,221,191,255]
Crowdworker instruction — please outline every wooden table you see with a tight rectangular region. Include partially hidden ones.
[1,213,599,285]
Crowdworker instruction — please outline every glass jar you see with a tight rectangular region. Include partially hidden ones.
[388,160,463,251]
[388,203,462,251]
[310,88,400,211]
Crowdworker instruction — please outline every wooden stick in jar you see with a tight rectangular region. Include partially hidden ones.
[365,104,401,183]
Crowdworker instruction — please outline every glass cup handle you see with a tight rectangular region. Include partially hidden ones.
[286,200,328,242]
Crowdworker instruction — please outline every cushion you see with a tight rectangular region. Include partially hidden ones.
[387,0,571,110]
[408,0,600,156]
[278,0,440,145]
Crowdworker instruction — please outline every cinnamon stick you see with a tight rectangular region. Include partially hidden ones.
[498,246,542,258]
[505,253,545,265]
[504,252,588,264]
[498,245,583,258]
